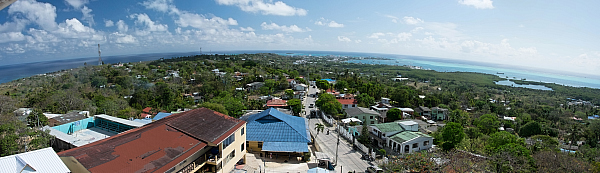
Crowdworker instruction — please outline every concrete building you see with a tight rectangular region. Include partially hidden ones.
[430,107,449,121]
[345,107,380,125]
[58,108,246,173]
[246,82,264,91]
[369,120,433,154]
[415,106,431,117]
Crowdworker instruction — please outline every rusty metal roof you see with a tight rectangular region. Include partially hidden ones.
[57,108,245,173]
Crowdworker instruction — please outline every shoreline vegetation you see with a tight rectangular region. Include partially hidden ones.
[0,53,599,172]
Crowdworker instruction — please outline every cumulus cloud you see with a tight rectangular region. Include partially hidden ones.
[175,12,238,30]
[105,20,114,27]
[458,0,494,9]
[142,0,173,13]
[403,16,424,25]
[315,18,344,28]
[116,20,128,32]
[81,6,95,26]
[261,22,309,33]
[129,13,168,35]
[64,0,88,9]
[0,32,26,43]
[368,32,411,43]
[368,33,385,39]
[54,18,101,39]
[8,0,58,31]
[215,0,307,16]
[338,36,351,42]
[240,27,255,32]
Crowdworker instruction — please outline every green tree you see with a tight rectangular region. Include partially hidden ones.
[519,121,542,137]
[358,124,371,145]
[441,122,465,150]
[287,99,302,116]
[476,114,500,135]
[264,79,277,91]
[284,89,294,99]
[486,131,521,152]
[315,93,342,115]
[387,108,403,122]
[334,80,348,92]
[530,135,559,152]
[314,123,324,135]
[464,127,482,139]
[316,79,330,90]
[199,102,228,115]
[449,109,470,126]
[26,110,48,127]
[355,93,375,107]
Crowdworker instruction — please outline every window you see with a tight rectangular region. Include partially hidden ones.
[241,127,245,135]
[371,121,374,124]
[370,116,373,119]
[424,141,429,146]
[258,142,263,148]
[241,143,245,151]
[223,134,235,149]
[412,143,418,148]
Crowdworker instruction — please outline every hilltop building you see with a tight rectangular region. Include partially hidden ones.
[58,108,246,173]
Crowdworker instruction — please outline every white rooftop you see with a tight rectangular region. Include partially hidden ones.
[45,126,116,147]
[95,114,145,127]
[398,120,418,126]
[399,108,414,112]
[0,147,70,173]
[341,118,363,124]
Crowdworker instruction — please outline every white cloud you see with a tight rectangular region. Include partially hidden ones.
[175,12,238,30]
[315,18,344,28]
[105,20,114,27]
[458,0,494,9]
[81,6,94,26]
[116,20,128,32]
[338,36,351,42]
[240,27,255,32]
[403,16,424,25]
[142,0,173,13]
[0,32,26,43]
[111,33,137,44]
[215,0,307,16]
[383,15,399,23]
[518,24,524,28]
[54,18,101,39]
[397,32,412,41]
[8,0,58,31]
[355,39,362,43]
[129,13,168,35]
[261,22,309,33]
[411,27,424,33]
[64,0,89,9]
[368,32,385,39]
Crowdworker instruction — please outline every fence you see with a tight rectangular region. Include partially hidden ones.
[318,111,370,155]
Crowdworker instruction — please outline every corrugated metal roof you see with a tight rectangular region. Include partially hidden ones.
[152,112,172,121]
[0,147,71,173]
[58,108,245,173]
[261,142,309,152]
[390,131,432,143]
[242,108,310,143]
[94,114,145,127]
[371,122,405,133]
[345,107,379,117]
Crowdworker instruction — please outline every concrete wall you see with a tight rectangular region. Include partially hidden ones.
[51,117,95,134]
[390,137,433,154]
[220,123,247,173]
[247,141,263,153]
[355,113,379,125]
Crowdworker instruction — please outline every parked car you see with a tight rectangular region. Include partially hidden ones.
[309,104,314,108]
[366,166,383,173]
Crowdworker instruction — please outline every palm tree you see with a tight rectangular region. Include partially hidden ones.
[315,123,324,135]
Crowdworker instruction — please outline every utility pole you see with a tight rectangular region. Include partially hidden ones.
[335,116,340,166]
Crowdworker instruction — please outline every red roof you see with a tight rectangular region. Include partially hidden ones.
[142,107,152,113]
[266,99,288,107]
[287,79,295,82]
[337,98,357,105]
[58,108,245,173]
[326,89,336,93]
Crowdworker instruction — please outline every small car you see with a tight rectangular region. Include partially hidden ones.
[366,166,383,173]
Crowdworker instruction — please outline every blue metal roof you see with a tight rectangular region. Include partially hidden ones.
[262,142,309,152]
[242,108,310,143]
[153,112,172,121]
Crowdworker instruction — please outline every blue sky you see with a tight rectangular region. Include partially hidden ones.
[0,0,599,76]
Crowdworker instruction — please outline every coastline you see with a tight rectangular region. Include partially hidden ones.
[2,50,600,89]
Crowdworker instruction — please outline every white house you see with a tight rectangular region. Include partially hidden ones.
[0,147,71,173]
[369,120,432,153]
[294,84,308,91]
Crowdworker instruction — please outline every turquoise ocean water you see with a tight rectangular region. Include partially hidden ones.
[1,50,599,89]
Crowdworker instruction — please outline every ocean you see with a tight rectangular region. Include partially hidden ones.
[1,50,600,89]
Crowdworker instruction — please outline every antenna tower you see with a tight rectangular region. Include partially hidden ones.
[98,44,102,65]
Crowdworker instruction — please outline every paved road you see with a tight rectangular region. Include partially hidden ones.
[303,85,372,173]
